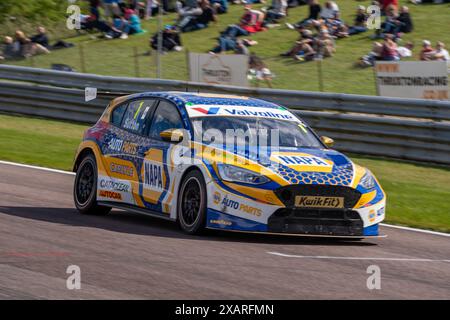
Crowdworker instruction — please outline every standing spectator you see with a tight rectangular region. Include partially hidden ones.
[420,40,434,60]
[348,5,368,35]
[30,26,49,49]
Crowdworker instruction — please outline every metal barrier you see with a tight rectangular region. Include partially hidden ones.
[0,65,449,165]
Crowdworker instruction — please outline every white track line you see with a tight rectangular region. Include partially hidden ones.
[380,223,450,237]
[267,252,450,263]
[0,160,74,175]
[0,160,449,238]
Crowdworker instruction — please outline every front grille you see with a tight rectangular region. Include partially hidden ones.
[274,185,362,208]
[268,208,363,236]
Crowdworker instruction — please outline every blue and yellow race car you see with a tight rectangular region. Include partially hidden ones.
[73,92,386,238]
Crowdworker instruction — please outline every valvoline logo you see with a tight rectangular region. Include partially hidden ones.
[189,105,296,121]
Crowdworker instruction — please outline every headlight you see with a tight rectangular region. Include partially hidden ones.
[217,164,270,185]
[360,170,376,189]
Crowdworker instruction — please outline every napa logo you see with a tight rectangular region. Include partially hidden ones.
[143,160,164,191]
[273,154,333,168]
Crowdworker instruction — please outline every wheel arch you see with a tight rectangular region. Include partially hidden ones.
[72,147,95,173]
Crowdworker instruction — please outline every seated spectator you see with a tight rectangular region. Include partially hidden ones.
[314,29,335,57]
[81,10,113,34]
[182,0,216,32]
[380,0,398,14]
[291,0,322,28]
[280,28,316,60]
[235,39,250,55]
[323,17,348,38]
[348,5,368,35]
[373,4,401,39]
[210,0,227,14]
[397,41,414,58]
[263,0,288,27]
[248,54,274,88]
[103,0,122,20]
[14,30,49,58]
[209,36,256,54]
[319,1,339,20]
[1,36,21,60]
[381,34,399,61]
[397,6,413,33]
[420,40,434,60]
[177,0,203,30]
[151,25,183,52]
[145,0,160,20]
[30,26,49,48]
[431,41,450,61]
[239,5,265,34]
[358,42,383,67]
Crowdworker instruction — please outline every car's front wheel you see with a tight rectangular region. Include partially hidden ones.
[73,154,111,215]
[177,169,207,234]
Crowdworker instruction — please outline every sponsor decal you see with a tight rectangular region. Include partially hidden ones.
[110,163,134,177]
[377,207,385,217]
[221,195,262,217]
[213,191,221,205]
[274,155,331,167]
[99,190,122,200]
[295,196,344,208]
[99,178,130,192]
[186,105,299,122]
[369,209,376,222]
[209,219,232,226]
[107,138,138,155]
[143,161,163,191]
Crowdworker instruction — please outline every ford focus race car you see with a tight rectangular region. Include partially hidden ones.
[73,92,386,238]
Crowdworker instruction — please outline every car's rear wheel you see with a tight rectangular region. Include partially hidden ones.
[74,154,111,215]
[177,170,207,234]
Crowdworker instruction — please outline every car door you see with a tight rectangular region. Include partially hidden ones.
[100,98,157,207]
[140,99,185,215]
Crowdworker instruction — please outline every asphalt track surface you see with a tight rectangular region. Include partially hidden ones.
[0,162,449,299]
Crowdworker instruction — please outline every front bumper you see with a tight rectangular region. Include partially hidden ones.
[206,181,386,238]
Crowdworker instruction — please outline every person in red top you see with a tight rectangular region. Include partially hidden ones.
[240,5,264,33]
[420,40,434,61]
[380,0,398,14]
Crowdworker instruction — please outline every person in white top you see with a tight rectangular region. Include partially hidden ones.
[433,42,450,61]
[320,1,339,20]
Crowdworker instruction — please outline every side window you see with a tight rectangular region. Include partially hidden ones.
[111,103,128,127]
[121,99,156,134]
[149,100,183,140]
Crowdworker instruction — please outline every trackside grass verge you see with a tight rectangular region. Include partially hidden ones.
[0,113,449,233]
[2,1,450,95]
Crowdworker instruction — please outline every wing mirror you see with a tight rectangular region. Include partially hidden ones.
[160,129,184,143]
[320,136,334,148]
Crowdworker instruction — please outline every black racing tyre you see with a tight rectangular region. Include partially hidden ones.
[73,154,111,215]
[177,169,207,234]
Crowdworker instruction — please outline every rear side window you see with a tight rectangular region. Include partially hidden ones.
[111,103,128,127]
[148,100,184,140]
[121,99,156,134]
